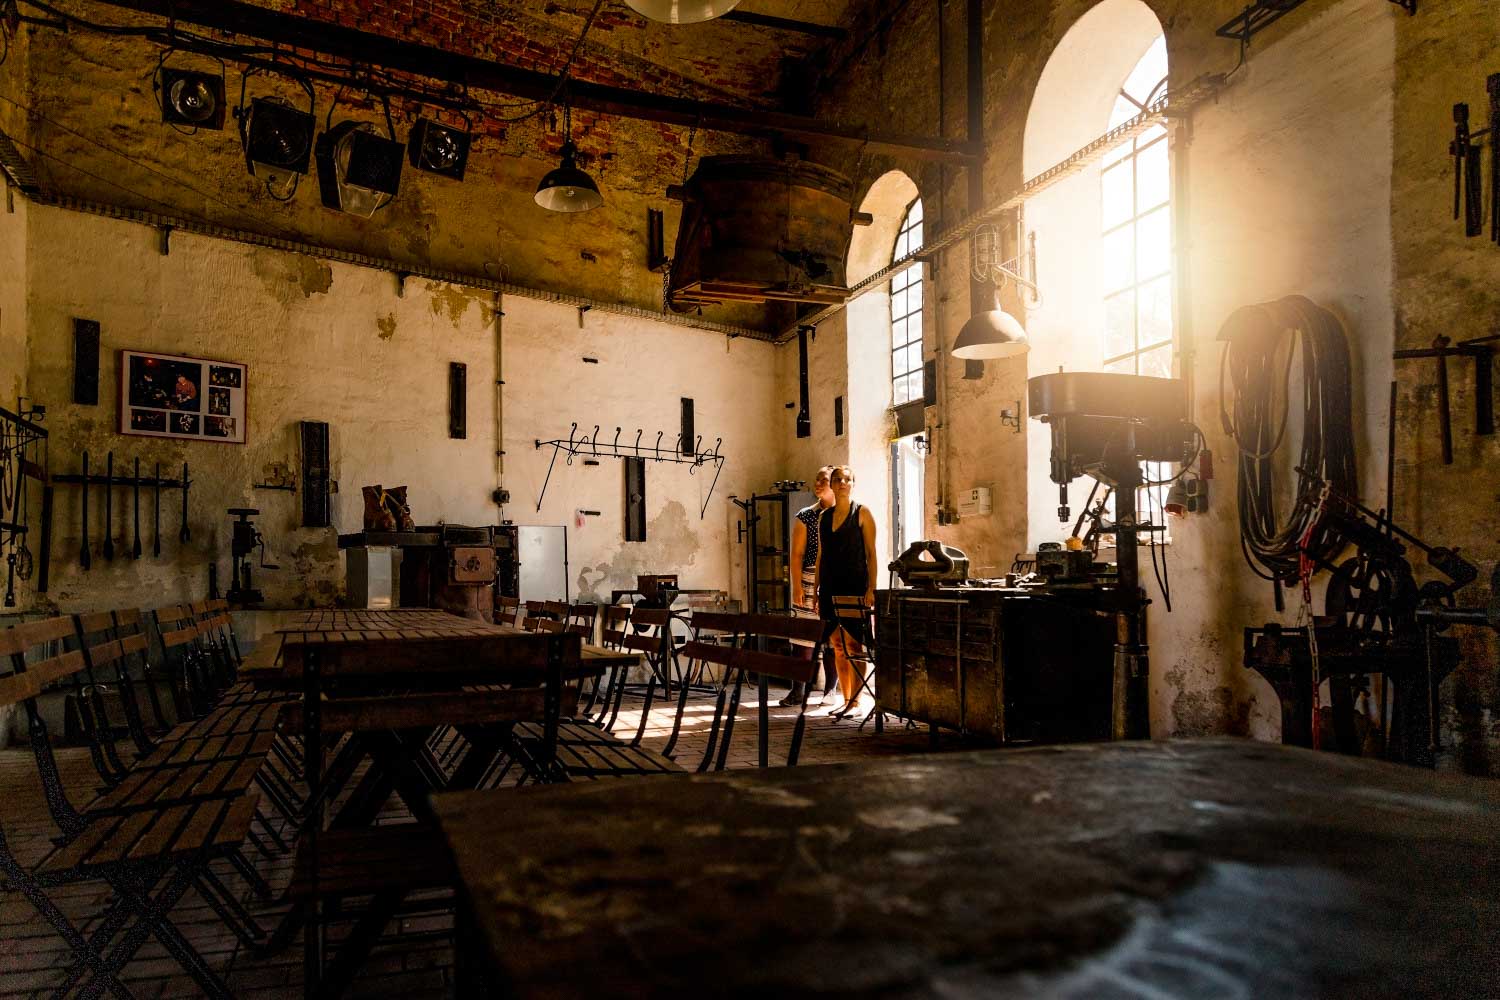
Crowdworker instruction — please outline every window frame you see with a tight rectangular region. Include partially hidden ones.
[890,196,925,407]
[1100,73,1171,379]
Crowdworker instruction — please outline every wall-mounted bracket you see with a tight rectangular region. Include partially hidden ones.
[534,423,726,519]
[1393,333,1495,465]
[999,401,1024,434]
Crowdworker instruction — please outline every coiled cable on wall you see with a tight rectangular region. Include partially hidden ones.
[1218,295,1357,584]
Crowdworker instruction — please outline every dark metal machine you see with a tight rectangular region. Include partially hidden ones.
[225,508,277,606]
[889,540,970,586]
[1244,480,1492,766]
[1028,371,1195,739]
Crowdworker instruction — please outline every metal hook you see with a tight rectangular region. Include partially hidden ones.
[612,427,621,454]
[634,429,643,457]
[654,431,664,460]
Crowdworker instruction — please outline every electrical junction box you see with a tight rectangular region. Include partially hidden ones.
[958,487,992,519]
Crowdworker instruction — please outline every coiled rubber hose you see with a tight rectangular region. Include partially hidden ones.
[1218,295,1357,584]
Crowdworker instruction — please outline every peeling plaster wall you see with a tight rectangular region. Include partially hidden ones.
[498,294,779,605]
[19,203,777,613]
[1392,4,1500,775]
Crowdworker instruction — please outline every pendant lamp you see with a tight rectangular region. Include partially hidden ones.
[952,302,1030,360]
[535,103,603,213]
[623,0,741,24]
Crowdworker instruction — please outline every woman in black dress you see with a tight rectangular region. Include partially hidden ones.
[813,465,879,717]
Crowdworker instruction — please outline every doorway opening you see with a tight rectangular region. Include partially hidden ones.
[890,432,926,560]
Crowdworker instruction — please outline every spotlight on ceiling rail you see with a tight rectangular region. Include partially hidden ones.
[623,0,741,24]
[158,68,226,130]
[408,117,471,181]
[316,121,405,218]
[241,97,315,194]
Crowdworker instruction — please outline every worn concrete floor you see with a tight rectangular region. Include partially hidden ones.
[0,687,961,999]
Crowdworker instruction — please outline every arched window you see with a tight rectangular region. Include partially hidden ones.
[1101,37,1171,377]
[890,198,924,405]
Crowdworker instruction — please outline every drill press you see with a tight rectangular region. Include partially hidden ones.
[226,508,277,606]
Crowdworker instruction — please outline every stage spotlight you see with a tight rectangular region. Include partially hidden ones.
[159,69,225,130]
[408,118,471,181]
[242,98,315,191]
[316,121,405,217]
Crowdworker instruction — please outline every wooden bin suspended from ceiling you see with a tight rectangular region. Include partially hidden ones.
[666,155,868,310]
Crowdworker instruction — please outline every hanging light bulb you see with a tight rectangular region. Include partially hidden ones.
[623,0,741,24]
[535,103,603,213]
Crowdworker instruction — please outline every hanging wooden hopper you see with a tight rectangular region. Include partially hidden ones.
[666,155,868,310]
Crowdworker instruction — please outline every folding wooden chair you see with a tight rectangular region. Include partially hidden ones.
[708,614,826,770]
[1,618,267,998]
[494,595,521,626]
[830,596,882,731]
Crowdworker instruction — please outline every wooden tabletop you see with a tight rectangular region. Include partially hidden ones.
[433,739,1500,999]
[252,608,635,685]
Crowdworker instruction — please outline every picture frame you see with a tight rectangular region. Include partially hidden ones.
[119,350,248,444]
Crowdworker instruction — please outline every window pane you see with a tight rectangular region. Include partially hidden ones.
[1138,122,1166,147]
[1138,343,1172,379]
[907,199,923,226]
[906,278,923,313]
[890,286,907,320]
[909,222,923,248]
[1136,206,1171,280]
[1101,163,1133,230]
[1102,225,1134,293]
[1106,354,1136,375]
[894,374,912,406]
[894,345,913,378]
[1137,274,1172,350]
[890,315,907,347]
[1122,38,1167,103]
[1136,138,1169,213]
[891,266,909,293]
[1105,291,1135,359]
[910,368,924,403]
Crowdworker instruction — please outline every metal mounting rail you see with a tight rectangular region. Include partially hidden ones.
[534,424,726,519]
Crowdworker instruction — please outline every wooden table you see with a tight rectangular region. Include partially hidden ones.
[433,739,1500,998]
[265,608,634,995]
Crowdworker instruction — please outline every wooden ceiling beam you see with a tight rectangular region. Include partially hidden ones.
[79,0,975,164]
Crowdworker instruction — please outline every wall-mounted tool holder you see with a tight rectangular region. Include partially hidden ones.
[52,453,191,569]
[535,423,726,519]
[1,402,50,604]
[1393,334,1496,465]
[1448,75,1499,244]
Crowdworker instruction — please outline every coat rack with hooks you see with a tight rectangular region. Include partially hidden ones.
[534,423,726,519]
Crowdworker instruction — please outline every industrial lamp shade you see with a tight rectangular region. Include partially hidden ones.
[535,144,603,213]
[623,0,741,23]
[952,306,1030,360]
[160,69,225,130]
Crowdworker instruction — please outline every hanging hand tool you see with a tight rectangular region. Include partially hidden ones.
[1489,74,1500,244]
[131,456,142,559]
[1451,103,1486,237]
[102,452,115,561]
[153,462,162,558]
[1393,335,1495,465]
[79,451,91,570]
[179,462,191,544]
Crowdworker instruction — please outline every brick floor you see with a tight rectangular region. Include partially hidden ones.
[0,685,968,999]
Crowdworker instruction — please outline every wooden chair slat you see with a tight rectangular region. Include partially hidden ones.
[733,646,818,685]
[4,616,79,651]
[0,650,89,706]
[680,640,736,667]
[739,614,825,645]
[75,611,116,634]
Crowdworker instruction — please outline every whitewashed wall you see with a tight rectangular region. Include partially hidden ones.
[20,203,779,612]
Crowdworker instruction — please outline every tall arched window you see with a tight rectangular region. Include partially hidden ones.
[1101,37,1171,377]
[890,198,924,405]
